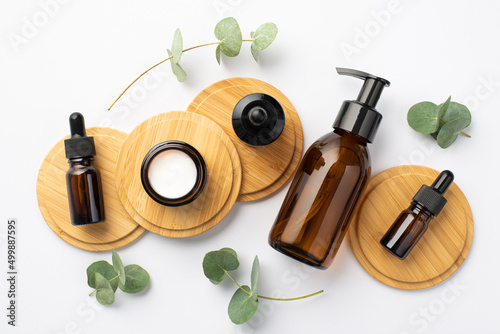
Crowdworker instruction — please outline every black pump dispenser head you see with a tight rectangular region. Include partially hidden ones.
[333,68,390,143]
[64,112,96,159]
[413,170,454,216]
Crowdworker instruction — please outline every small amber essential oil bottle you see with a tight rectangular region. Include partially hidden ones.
[64,112,105,225]
[380,170,454,259]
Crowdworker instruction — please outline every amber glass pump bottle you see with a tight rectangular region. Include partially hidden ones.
[269,68,390,269]
[64,112,105,226]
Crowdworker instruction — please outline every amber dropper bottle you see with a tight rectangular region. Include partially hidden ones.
[269,68,390,269]
[64,113,105,226]
[380,170,454,260]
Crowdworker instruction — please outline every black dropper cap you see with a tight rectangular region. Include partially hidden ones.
[232,93,286,146]
[64,112,96,159]
[413,170,454,216]
[333,68,390,143]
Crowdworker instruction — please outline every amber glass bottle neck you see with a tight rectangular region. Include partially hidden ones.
[68,157,93,167]
[333,128,369,146]
[409,201,434,219]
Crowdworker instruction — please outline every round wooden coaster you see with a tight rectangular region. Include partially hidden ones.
[236,101,303,202]
[118,112,241,237]
[116,112,240,236]
[187,77,303,201]
[349,165,473,290]
[36,128,145,251]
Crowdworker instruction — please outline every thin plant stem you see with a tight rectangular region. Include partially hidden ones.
[108,40,255,110]
[88,274,120,296]
[258,290,324,301]
[225,271,251,295]
[224,272,323,301]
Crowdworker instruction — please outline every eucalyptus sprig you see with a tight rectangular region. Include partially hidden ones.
[87,249,150,305]
[108,17,278,110]
[407,96,471,148]
[203,248,323,324]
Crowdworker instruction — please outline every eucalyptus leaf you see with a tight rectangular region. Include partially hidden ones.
[436,115,471,148]
[436,129,459,148]
[220,247,237,258]
[87,261,118,292]
[203,248,239,285]
[171,28,183,64]
[214,17,242,57]
[250,256,259,301]
[437,96,451,120]
[118,264,150,294]
[228,285,258,324]
[251,22,278,51]
[167,49,187,82]
[215,44,221,65]
[93,273,115,305]
[407,102,439,134]
[250,44,259,62]
[112,249,126,286]
[408,98,471,149]
[440,101,471,125]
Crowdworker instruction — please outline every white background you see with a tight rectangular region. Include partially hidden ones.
[1,0,499,333]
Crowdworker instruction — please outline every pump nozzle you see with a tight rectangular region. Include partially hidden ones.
[336,68,390,108]
[333,68,390,143]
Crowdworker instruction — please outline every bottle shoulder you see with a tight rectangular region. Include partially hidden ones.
[312,131,370,164]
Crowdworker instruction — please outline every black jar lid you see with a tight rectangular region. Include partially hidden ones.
[140,141,207,207]
[232,93,285,146]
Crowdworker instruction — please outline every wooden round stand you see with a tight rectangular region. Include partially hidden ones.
[187,78,303,202]
[349,165,473,290]
[115,111,242,237]
[36,128,145,251]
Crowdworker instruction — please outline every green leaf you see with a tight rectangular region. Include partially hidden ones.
[93,273,115,305]
[220,247,237,258]
[203,248,239,285]
[112,250,126,286]
[436,128,459,148]
[407,102,439,134]
[251,22,278,51]
[87,261,118,292]
[250,256,259,301]
[171,28,183,64]
[440,101,471,125]
[214,17,242,57]
[228,285,258,324]
[167,49,187,82]
[437,96,451,120]
[251,44,259,62]
[119,264,150,294]
[435,102,471,148]
[215,44,221,65]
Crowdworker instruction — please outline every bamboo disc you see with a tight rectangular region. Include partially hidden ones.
[187,77,303,202]
[36,128,145,251]
[117,112,241,237]
[349,165,473,290]
[116,112,241,236]
[236,103,303,202]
